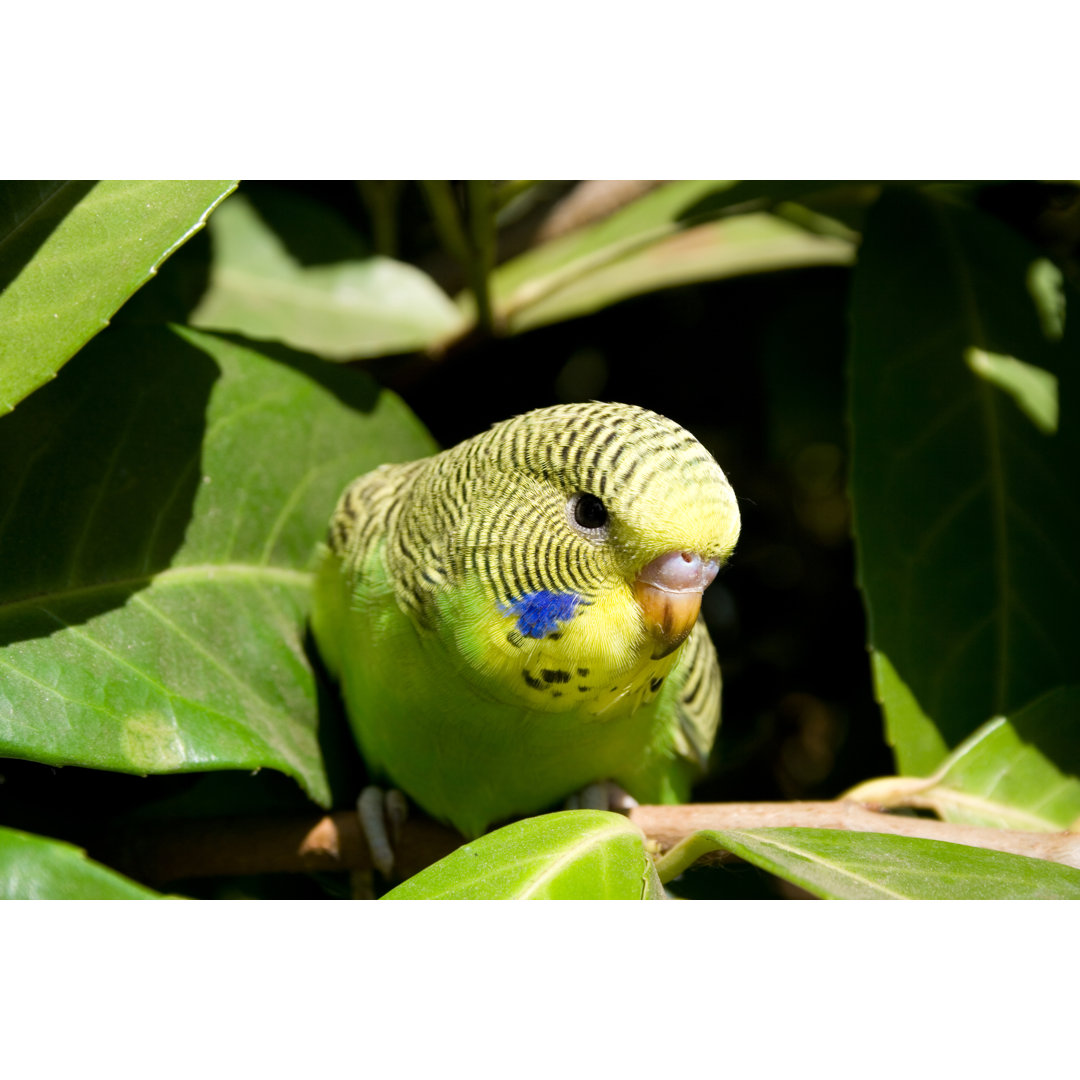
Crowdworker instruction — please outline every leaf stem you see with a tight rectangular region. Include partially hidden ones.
[419,180,471,264]
[494,180,540,212]
[420,181,495,335]
[465,181,495,334]
[356,181,401,257]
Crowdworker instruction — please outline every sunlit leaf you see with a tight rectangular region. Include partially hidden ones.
[965,347,1058,434]
[912,687,1080,830]
[656,827,1080,899]
[485,181,730,331]
[1027,257,1065,341]
[481,180,862,334]
[383,811,663,899]
[191,192,465,359]
[0,825,162,899]
[0,181,236,413]
[507,214,855,334]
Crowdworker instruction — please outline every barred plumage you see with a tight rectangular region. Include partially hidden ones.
[329,403,737,624]
[314,402,740,837]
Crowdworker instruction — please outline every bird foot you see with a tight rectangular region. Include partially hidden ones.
[357,785,409,879]
[564,780,638,814]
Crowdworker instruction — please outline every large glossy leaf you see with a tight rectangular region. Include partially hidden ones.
[383,811,664,899]
[655,827,1080,899]
[849,187,1080,774]
[0,181,236,414]
[190,192,465,359]
[0,325,436,805]
[0,825,162,899]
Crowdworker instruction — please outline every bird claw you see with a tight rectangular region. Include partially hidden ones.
[564,780,638,814]
[357,786,409,879]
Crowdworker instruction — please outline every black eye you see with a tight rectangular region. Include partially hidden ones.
[570,492,609,532]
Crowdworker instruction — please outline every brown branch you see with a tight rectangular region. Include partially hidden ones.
[99,813,461,886]
[97,800,1080,889]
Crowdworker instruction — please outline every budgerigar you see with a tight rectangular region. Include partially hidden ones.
[312,402,740,840]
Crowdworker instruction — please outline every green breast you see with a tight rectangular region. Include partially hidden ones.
[338,576,692,836]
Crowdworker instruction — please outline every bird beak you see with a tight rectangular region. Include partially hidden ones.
[633,551,719,658]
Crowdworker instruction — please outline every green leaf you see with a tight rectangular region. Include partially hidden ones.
[190,192,465,359]
[674,179,875,224]
[1027,256,1065,341]
[0,181,236,414]
[507,213,855,334]
[493,182,728,292]
[934,687,1080,828]
[383,811,663,899]
[0,825,162,899]
[849,187,1080,774]
[870,652,943,764]
[483,181,858,334]
[486,181,729,330]
[906,686,1080,830]
[0,325,436,805]
[656,827,1080,899]
[965,347,1058,434]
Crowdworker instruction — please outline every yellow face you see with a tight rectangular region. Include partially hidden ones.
[439,571,680,715]
[426,403,741,716]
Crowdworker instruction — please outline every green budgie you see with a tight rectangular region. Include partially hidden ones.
[312,402,740,841]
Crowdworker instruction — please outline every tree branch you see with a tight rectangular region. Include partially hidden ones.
[97,800,1080,889]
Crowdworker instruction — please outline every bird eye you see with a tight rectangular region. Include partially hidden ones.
[569,492,609,536]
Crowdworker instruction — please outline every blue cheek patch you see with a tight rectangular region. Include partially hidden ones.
[500,590,581,639]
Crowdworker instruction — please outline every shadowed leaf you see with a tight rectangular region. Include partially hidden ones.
[191,192,464,359]
[849,187,1080,774]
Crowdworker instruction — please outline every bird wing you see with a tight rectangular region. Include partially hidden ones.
[311,460,426,680]
[669,620,722,769]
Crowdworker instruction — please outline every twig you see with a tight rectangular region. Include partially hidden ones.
[465,180,495,334]
[98,812,460,886]
[96,800,1080,888]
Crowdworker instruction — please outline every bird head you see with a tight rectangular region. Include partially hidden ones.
[444,403,741,676]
